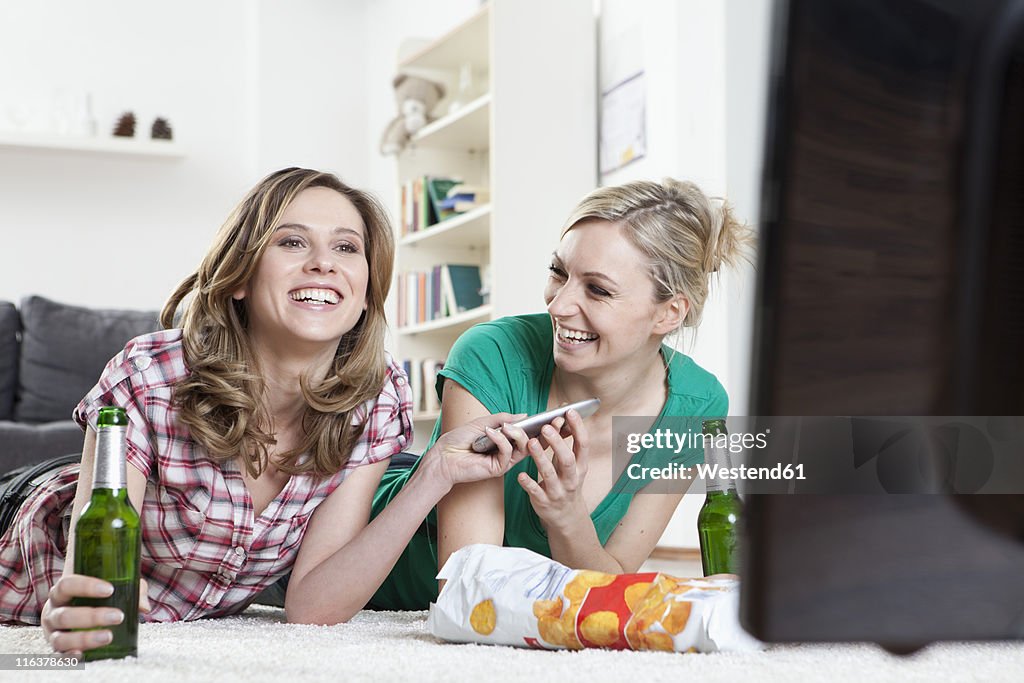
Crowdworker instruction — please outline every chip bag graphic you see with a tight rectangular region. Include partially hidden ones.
[427,544,762,653]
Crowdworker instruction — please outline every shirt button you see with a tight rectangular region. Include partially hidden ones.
[234,546,246,558]
[133,356,152,371]
[396,376,406,386]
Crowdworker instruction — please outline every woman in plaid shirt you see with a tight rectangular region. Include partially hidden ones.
[0,168,556,656]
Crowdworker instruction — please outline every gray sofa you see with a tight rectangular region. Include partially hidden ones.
[0,296,160,474]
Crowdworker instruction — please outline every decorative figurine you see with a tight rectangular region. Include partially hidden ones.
[113,112,136,137]
[151,117,173,140]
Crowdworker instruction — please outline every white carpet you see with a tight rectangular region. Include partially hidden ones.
[1,606,1022,683]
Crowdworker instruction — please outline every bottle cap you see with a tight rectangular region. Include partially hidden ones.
[97,406,128,428]
[702,418,727,435]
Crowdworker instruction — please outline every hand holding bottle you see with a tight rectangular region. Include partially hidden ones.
[44,406,144,659]
[41,575,150,656]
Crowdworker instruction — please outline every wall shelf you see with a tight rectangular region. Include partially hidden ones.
[409,94,490,152]
[400,204,491,250]
[400,5,490,74]
[398,305,492,336]
[0,132,184,159]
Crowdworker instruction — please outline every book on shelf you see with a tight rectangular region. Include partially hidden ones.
[399,178,423,237]
[417,271,427,325]
[401,358,446,415]
[400,179,421,237]
[441,264,484,314]
[412,359,425,414]
[426,176,461,223]
[421,359,445,413]
[400,176,463,236]
[397,264,484,327]
[401,359,418,412]
[438,183,491,214]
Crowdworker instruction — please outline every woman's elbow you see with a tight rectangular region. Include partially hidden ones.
[283,582,359,624]
[284,601,358,626]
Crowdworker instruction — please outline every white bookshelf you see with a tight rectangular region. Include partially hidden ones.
[400,204,490,249]
[0,131,183,158]
[391,1,596,450]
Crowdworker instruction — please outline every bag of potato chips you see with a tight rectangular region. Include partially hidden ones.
[427,544,762,652]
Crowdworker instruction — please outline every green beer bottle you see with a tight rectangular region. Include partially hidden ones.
[72,406,141,660]
[697,418,743,575]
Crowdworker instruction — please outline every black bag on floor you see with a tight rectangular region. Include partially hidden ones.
[0,453,80,537]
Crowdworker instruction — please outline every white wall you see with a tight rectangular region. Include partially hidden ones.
[724,0,773,415]
[0,0,424,312]
[253,0,370,181]
[0,0,255,310]
[598,0,772,547]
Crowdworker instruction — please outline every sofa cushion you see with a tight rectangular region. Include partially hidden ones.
[0,302,19,421]
[0,420,84,472]
[15,296,161,424]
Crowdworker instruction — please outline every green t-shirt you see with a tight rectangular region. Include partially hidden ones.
[368,313,727,610]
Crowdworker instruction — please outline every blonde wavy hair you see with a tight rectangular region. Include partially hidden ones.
[561,178,753,336]
[160,167,395,478]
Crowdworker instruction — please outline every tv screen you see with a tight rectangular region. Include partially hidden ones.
[742,0,1024,651]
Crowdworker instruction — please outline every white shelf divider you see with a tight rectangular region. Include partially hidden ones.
[400,204,491,250]
[399,4,489,73]
[408,94,490,152]
[398,304,493,336]
[0,132,184,158]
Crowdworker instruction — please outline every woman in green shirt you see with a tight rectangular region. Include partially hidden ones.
[371,178,751,610]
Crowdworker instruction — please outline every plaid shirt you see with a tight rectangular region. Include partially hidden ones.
[0,329,412,624]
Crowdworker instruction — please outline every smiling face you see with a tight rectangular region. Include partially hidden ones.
[544,219,685,376]
[233,186,369,353]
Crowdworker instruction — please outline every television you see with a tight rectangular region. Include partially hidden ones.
[741,0,1024,652]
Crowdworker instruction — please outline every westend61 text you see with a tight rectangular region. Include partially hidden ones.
[627,462,807,482]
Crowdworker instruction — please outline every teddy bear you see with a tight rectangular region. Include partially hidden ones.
[379,74,446,156]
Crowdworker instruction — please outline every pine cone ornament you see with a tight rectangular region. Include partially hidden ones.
[113,112,136,137]
[151,117,173,140]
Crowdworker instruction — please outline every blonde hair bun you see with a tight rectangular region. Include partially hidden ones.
[561,178,754,329]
